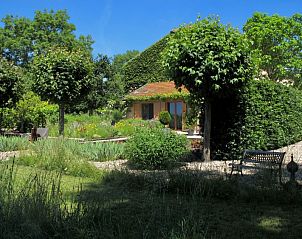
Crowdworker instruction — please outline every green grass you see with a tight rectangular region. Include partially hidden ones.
[15,139,102,178]
[0,136,29,152]
[0,160,302,238]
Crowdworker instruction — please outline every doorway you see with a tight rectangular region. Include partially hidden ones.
[167,101,183,130]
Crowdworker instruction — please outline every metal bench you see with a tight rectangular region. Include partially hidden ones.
[230,150,286,183]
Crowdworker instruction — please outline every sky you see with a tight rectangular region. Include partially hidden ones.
[1,0,302,57]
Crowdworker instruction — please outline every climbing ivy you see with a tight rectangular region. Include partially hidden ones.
[125,91,189,102]
[123,36,170,93]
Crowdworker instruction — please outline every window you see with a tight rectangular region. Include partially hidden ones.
[142,103,154,120]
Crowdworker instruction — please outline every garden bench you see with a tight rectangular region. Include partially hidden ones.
[229,150,286,183]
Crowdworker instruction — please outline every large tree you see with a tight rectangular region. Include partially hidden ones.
[0,9,93,66]
[162,17,254,161]
[243,13,302,84]
[31,47,94,135]
[0,57,24,130]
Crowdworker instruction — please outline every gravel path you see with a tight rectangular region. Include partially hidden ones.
[91,141,302,182]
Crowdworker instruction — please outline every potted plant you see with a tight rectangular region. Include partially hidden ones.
[159,111,172,128]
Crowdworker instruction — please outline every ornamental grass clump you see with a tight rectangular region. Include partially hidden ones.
[125,127,189,169]
[0,136,29,152]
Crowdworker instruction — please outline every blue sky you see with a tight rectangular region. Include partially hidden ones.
[1,0,301,57]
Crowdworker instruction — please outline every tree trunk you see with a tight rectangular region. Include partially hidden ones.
[59,104,65,136]
[202,98,211,162]
[0,107,3,134]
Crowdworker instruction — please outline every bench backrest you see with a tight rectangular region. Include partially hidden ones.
[242,150,286,165]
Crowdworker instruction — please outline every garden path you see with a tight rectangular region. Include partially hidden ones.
[92,141,302,183]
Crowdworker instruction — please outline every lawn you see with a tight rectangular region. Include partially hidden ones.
[1,158,302,239]
[0,135,301,238]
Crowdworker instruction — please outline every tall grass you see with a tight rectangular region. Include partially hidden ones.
[1,161,302,238]
[16,139,101,178]
[80,142,125,161]
[0,136,29,152]
[14,139,124,177]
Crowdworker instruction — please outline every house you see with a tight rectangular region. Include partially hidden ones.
[126,81,189,130]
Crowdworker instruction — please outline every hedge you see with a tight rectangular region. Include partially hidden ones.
[211,79,302,160]
[123,36,170,93]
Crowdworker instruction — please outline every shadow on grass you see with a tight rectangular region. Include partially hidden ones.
[75,168,302,239]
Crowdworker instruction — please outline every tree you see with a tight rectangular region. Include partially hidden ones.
[162,17,254,161]
[0,57,24,130]
[0,9,94,66]
[31,47,94,135]
[84,54,112,115]
[243,13,302,84]
[0,15,33,65]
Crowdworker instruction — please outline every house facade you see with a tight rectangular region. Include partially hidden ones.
[126,82,189,130]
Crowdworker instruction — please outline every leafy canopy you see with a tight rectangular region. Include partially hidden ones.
[243,13,302,84]
[0,57,24,108]
[163,17,254,100]
[0,9,93,66]
[31,47,94,105]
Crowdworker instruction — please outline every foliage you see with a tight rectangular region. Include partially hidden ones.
[0,136,29,152]
[48,114,118,139]
[243,13,302,84]
[162,17,254,161]
[13,91,58,132]
[125,91,189,102]
[32,47,94,105]
[211,80,302,160]
[125,127,189,169]
[77,54,112,114]
[123,36,170,92]
[159,111,172,125]
[31,47,94,135]
[163,17,254,100]
[0,57,24,128]
[112,50,140,75]
[0,9,93,66]
[114,118,163,136]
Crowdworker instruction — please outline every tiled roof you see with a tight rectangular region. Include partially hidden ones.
[128,82,188,97]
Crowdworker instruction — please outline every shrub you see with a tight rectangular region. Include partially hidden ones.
[159,111,172,126]
[125,127,189,169]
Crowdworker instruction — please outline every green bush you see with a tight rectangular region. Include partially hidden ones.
[211,79,302,159]
[14,92,58,132]
[115,118,163,136]
[159,111,172,126]
[125,127,189,169]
